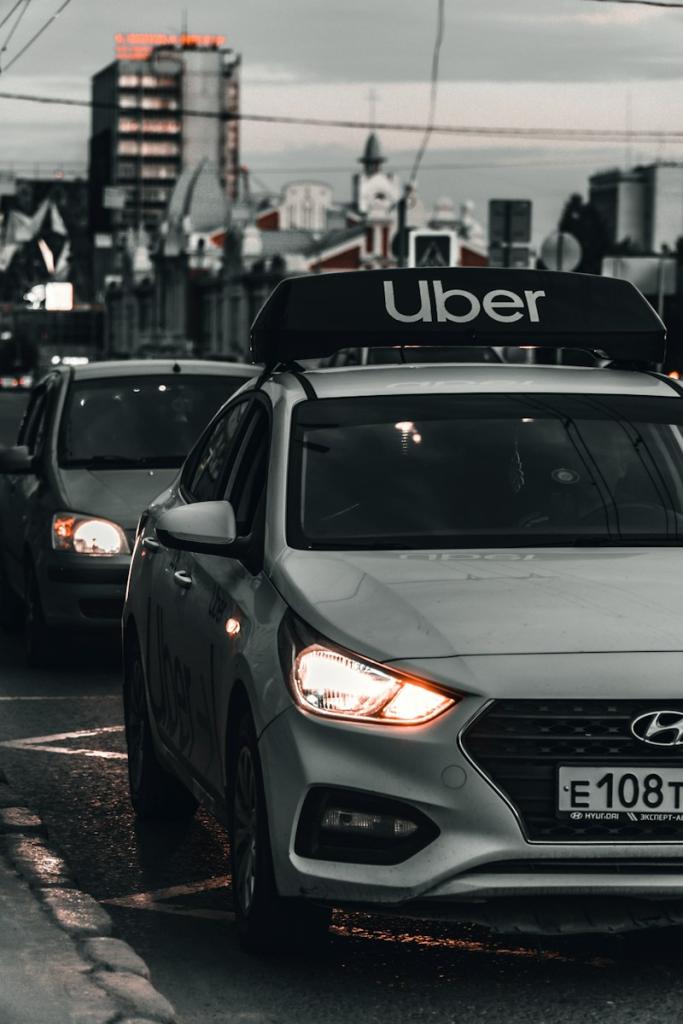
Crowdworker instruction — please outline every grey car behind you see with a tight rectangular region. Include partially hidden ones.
[0,359,258,665]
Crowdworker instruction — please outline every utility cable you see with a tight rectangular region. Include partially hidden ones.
[1,0,31,66]
[3,88,683,145]
[2,0,72,74]
[0,0,23,33]
[408,0,445,187]
[583,0,683,7]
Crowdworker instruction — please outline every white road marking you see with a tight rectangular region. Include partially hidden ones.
[0,725,126,760]
[102,876,235,922]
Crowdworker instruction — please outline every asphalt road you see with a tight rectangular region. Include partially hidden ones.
[2,630,683,1024]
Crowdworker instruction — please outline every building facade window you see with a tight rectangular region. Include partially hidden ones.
[118,74,178,89]
[141,186,173,203]
[140,164,177,179]
[118,117,181,134]
[118,95,180,111]
[116,161,137,178]
[117,139,180,157]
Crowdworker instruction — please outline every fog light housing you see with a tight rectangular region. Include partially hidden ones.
[321,808,418,838]
[296,788,438,865]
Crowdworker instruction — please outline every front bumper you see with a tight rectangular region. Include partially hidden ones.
[39,553,130,629]
[259,699,683,914]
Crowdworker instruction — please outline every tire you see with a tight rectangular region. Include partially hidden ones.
[0,551,23,633]
[123,637,198,821]
[229,707,331,954]
[24,560,61,668]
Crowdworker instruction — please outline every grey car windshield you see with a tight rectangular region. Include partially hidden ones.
[59,375,241,468]
[289,393,683,548]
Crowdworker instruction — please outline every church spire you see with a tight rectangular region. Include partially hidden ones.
[359,132,386,176]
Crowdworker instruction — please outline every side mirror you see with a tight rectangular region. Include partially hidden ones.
[0,445,33,474]
[156,500,237,555]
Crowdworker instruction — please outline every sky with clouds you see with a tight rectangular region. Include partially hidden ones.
[2,0,683,240]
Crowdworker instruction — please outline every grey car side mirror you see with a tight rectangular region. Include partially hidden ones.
[0,445,33,474]
[156,500,238,555]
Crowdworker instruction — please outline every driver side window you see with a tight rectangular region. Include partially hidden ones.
[18,387,49,456]
[224,405,270,538]
[185,401,248,503]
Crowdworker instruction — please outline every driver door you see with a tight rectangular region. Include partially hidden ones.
[146,398,249,762]
[173,395,274,800]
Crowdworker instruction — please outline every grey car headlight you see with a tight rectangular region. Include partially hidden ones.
[51,512,130,557]
[281,614,458,726]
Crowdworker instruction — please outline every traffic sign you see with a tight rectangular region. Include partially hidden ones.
[540,231,582,272]
[489,244,531,269]
[408,230,458,269]
[489,200,532,246]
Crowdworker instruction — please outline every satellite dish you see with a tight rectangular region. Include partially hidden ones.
[540,231,582,272]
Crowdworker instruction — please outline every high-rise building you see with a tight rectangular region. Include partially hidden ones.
[88,33,240,236]
[589,163,683,253]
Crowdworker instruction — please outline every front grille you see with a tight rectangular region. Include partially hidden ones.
[462,700,683,842]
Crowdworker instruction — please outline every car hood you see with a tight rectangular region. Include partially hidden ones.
[56,467,177,530]
[272,547,683,660]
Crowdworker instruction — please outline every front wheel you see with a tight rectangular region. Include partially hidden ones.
[123,638,198,821]
[229,708,330,954]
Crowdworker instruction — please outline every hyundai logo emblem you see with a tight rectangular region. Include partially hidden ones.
[631,711,683,746]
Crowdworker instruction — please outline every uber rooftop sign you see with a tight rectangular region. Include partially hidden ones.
[384,280,545,324]
[250,267,666,366]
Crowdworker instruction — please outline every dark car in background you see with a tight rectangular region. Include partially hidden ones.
[0,330,39,390]
[0,359,258,665]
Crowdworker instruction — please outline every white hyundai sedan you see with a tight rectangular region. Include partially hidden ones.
[123,267,683,952]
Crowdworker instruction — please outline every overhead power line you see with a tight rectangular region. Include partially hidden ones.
[583,0,683,7]
[2,0,72,74]
[1,0,31,64]
[3,87,683,144]
[408,0,445,187]
[248,156,643,175]
[0,0,23,33]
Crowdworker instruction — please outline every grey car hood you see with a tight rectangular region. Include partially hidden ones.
[273,547,683,660]
[57,468,177,531]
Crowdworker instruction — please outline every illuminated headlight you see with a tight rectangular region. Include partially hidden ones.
[291,644,456,725]
[51,513,130,556]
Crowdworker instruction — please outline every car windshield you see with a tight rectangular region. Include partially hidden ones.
[59,375,245,468]
[289,393,683,549]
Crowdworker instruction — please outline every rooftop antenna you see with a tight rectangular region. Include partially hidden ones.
[367,87,378,128]
[625,88,633,169]
[181,7,187,45]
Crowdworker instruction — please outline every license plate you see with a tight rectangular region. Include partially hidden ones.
[558,766,683,823]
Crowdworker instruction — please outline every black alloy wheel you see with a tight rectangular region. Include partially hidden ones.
[229,707,331,954]
[123,638,198,820]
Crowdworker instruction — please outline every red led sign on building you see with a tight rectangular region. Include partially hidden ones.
[115,33,226,60]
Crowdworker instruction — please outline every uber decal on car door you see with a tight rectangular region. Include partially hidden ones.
[174,400,277,799]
